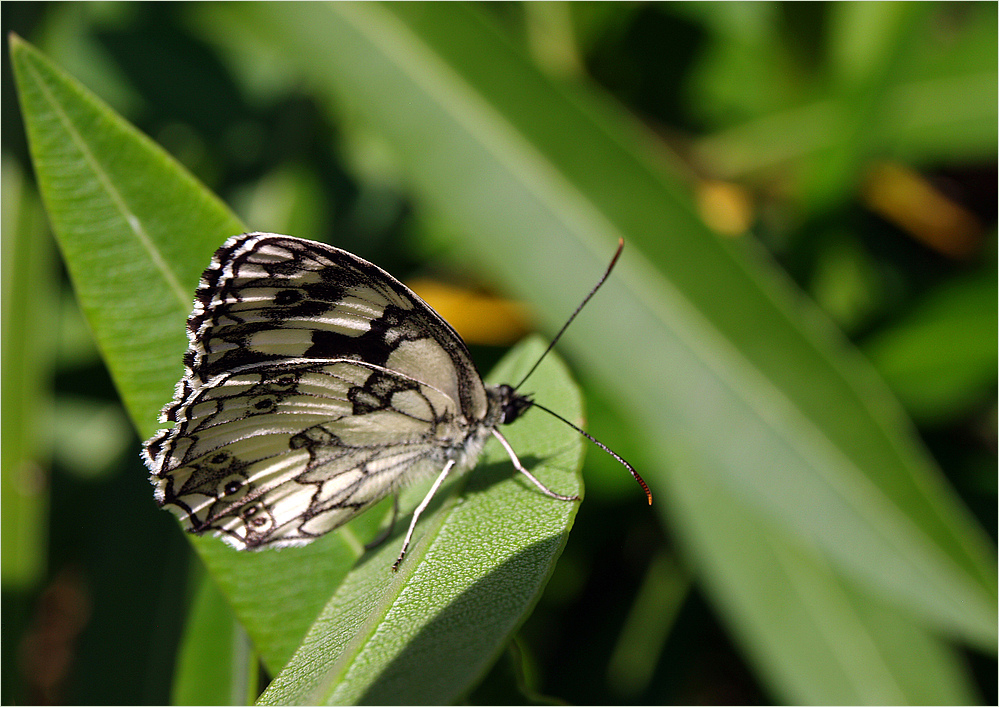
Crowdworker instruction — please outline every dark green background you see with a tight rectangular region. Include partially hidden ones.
[3,2,995,704]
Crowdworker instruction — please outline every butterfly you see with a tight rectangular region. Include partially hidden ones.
[142,233,650,569]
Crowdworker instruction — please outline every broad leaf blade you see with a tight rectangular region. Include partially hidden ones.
[9,33,242,427]
[665,447,980,704]
[259,337,584,705]
[10,35,357,674]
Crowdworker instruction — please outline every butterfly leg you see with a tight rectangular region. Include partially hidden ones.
[491,429,580,502]
[365,494,400,551]
[392,459,457,571]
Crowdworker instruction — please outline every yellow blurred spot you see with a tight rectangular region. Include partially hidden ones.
[863,161,982,258]
[696,180,754,236]
[407,278,531,347]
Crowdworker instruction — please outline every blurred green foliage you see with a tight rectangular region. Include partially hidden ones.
[2,2,995,704]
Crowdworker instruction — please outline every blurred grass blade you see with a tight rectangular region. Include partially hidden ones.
[665,451,979,704]
[172,571,259,706]
[259,338,583,705]
[1,156,54,588]
[694,2,998,177]
[863,269,998,424]
[803,2,932,212]
[212,1,996,656]
[606,551,690,698]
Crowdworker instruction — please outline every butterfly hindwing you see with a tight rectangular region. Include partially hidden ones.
[148,357,480,548]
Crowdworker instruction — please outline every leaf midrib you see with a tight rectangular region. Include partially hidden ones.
[20,44,190,308]
[311,474,467,704]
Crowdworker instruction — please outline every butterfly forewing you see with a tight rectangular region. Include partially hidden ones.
[187,234,488,419]
[144,233,506,550]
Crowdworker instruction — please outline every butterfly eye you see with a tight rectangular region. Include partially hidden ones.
[496,386,533,425]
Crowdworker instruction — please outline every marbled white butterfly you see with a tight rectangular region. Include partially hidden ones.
[142,233,650,569]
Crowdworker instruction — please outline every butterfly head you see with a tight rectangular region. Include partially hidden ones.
[494,383,534,425]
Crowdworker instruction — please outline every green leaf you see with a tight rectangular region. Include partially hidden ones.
[665,446,980,704]
[259,337,583,705]
[11,5,995,702]
[172,570,259,706]
[9,33,243,427]
[606,551,691,697]
[692,3,998,177]
[863,270,998,424]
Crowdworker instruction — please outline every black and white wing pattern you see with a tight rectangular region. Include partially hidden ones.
[142,233,541,551]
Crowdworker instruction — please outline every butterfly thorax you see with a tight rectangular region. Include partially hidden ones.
[441,383,530,470]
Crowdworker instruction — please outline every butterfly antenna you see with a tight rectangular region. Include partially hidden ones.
[514,238,625,391]
[531,401,652,504]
